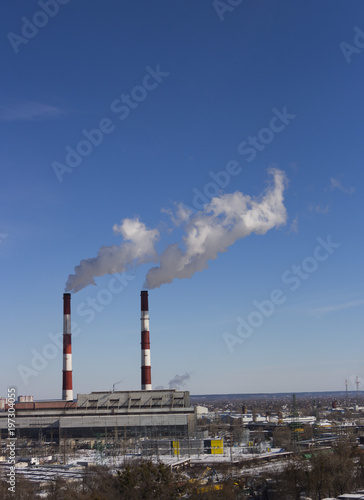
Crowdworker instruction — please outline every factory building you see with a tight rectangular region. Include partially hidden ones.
[0,390,196,442]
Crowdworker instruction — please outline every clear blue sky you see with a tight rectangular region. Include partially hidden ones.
[1,1,364,399]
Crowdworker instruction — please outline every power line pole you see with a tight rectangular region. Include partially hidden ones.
[356,376,360,394]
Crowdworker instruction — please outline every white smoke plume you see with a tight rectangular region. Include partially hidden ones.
[169,372,191,389]
[161,204,193,227]
[65,218,159,293]
[145,168,287,289]
[66,169,287,293]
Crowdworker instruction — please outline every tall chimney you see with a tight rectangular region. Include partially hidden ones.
[141,290,152,390]
[62,293,73,401]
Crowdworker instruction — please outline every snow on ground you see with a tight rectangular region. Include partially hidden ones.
[0,448,289,483]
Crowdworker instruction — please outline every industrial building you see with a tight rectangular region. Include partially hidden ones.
[0,390,196,442]
[0,291,197,443]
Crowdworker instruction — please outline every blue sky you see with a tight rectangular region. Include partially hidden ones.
[1,0,364,399]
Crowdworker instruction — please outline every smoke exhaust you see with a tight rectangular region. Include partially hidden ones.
[141,290,152,390]
[62,293,73,401]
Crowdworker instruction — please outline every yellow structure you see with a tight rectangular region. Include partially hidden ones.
[172,440,180,456]
[210,439,223,454]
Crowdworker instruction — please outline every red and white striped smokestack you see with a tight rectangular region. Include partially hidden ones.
[141,290,152,390]
[62,293,73,401]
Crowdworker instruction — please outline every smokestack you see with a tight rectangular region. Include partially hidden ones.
[141,290,152,390]
[62,293,73,401]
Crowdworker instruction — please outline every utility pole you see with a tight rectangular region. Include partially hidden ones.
[345,379,348,405]
[291,394,299,451]
[59,424,61,459]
